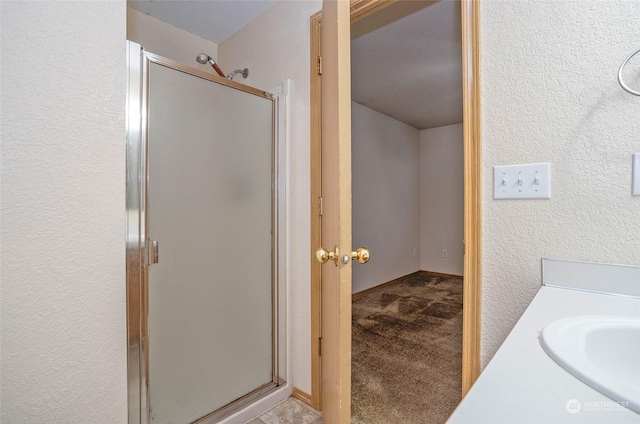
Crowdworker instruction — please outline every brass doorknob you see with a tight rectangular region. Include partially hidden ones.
[350,247,370,264]
[316,246,339,266]
[316,246,370,266]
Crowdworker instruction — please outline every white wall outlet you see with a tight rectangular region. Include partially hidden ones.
[442,249,448,258]
[633,153,640,196]
[494,162,551,199]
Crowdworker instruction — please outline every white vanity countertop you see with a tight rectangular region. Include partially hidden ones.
[447,286,640,424]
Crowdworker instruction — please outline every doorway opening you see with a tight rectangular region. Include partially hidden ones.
[350,2,463,421]
[309,0,481,419]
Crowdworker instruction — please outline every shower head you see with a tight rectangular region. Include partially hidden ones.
[196,53,211,65]
[196,53,225,78]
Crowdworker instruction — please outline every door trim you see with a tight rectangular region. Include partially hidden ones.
[309,0,482,409]
[309,11,322,410]
[460,0,482,395]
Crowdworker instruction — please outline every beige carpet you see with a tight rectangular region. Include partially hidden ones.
[351,271,463,424]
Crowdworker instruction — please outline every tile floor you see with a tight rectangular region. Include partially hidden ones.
[247,397,322,424]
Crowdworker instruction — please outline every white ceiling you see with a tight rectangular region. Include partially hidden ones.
[127,0,462,130]
[351,0,462,130]
[127,0,278,44]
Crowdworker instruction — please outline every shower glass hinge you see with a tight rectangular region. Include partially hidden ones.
[317,56,323,75]
[318,197,323,216]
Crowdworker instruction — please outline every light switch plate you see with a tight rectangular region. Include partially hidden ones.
[494,162,551,199]
[633,153,640,196]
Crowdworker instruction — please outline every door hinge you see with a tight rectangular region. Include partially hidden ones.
[317,56,323,75]
[463,240,466,256]
[318,337,322,356]
[318,196,323,216]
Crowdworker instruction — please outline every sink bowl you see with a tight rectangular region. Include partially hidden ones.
[540,315,640,414]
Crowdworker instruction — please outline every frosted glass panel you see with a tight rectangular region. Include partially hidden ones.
[147,63,274,424]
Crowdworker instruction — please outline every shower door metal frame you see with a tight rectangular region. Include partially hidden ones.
[126,42,285,424]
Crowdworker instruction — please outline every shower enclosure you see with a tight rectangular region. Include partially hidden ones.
[126,42,289,424]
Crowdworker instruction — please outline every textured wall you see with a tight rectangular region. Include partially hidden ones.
[127,8,219,75]
[1,2,127,422]
[481,0,640,367]
[420,124,464,276]
[352,102,421,293]
[218,0,322,394]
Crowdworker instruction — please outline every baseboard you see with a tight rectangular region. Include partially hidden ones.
[352,271,423,299]
[292,387,313,406]
[420,270,463,279]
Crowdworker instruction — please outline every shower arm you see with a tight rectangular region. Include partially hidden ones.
[227,68,249,80]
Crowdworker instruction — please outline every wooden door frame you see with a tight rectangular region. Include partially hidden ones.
[309,0,482,410]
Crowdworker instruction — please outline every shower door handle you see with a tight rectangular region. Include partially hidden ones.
[149,240,159,264]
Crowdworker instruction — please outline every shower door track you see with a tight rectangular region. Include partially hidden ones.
[192,383,278,424]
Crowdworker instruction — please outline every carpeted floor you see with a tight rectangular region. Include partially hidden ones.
[351,271,463,424]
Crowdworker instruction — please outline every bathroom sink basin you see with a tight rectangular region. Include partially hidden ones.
[540,315,640,414]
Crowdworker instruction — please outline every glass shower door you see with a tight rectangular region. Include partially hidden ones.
[146,60,275,424]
